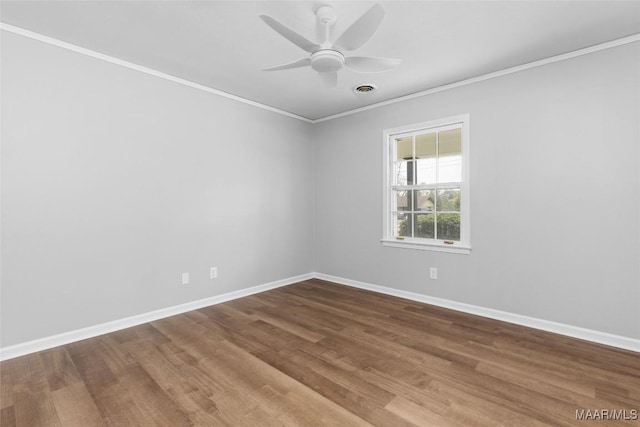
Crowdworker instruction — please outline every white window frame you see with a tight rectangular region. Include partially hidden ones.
[381,114,471,254]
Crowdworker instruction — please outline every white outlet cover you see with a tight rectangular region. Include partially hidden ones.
[429,268,438,280]
[181,272,189,285]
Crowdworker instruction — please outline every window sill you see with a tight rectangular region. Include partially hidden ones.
[381,239,471,254]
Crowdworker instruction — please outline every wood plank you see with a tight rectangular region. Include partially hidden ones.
[6,354,62,426]
[114,363,192,426]
[38,347,82,392]
[0,405,16,426]
[385,395,453,426]
[51,383,106,427]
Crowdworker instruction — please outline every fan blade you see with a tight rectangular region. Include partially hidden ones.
[344,56,401,73]
[262,58,311,72]
[332,4,385,51]
[260,15,321,53]
[319,71,338,87]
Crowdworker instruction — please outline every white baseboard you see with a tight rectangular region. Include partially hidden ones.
[0,273,314,361]
[2,271,637,360]
[313,273,640,353]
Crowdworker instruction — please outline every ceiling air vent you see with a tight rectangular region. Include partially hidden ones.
[354,84,377,93]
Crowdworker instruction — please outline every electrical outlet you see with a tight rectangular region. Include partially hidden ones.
[210,267,218,279]
[181,272,190,285]
[429,267,438,280]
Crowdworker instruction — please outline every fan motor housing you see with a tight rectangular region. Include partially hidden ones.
[310,49,345,73]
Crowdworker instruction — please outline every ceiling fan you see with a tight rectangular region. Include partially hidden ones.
[259,3,401,87]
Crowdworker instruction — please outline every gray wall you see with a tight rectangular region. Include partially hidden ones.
[1,32,314,347]
[313,42,640,339]
[2,30,638,349]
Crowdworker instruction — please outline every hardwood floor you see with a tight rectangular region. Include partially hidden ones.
[1,279,639,426]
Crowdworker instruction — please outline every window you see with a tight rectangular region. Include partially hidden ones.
[382,115,470,254]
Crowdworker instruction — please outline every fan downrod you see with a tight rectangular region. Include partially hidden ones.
[311,5,343,73]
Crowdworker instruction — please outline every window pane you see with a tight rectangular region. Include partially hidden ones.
[438,129,461,155]
[394,161,414,185]
[436,188,460,212]
[416,133,436,158]
[416,158,436,185]
[438,128,462,183]
[437,213,460,241]
[415,133,437,184]
[438,154,462,183]
[395,213,412,237]
[395,190,411,211]
[413,189,434,212]
[414,213,435,238]
[396,137,413,161]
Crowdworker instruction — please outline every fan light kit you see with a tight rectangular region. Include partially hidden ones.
[260,3,401,87]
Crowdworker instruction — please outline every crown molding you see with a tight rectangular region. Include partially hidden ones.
[0,23,314,123]
[313,33,640,123]
[1,23,638,124]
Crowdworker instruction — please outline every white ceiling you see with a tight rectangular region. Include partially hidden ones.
[2,1,640,120]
